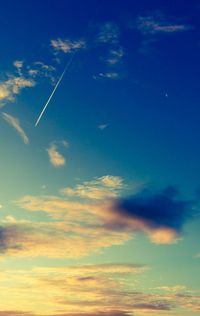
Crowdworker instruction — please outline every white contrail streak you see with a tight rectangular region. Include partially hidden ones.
[35,53,75,127]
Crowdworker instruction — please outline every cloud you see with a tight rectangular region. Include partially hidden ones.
[96,72,120,80]
[0,75,35,105]
[0,313,35,316]
[61,175,125,200]
[2,112,29,144]
[97,23,120,44]
[13,180,196,261]
[27,61,56,84]
[0,217,131,258]
[106,187,195,244]
[34,263,147,276]
[98,124,108,130]
[0,263,149,315]
[13,60,24,75]
[0,59,57,109]
[47,140,68,167]
[0,244,199,316]
[136,14,191,35]
[51,312,131,316]
[155,285,187,292]
[106,47,124,65]
[94,23,126,81]
[51,38,86,54]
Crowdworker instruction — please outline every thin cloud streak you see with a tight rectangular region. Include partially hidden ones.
[2,112,29,144]
[136,13,191,34]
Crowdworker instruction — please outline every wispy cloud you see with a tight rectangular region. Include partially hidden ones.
[0,217,130,258]
[98,123,108,130]
[106,47,124,65]
[13,60,24,76]
[13,180,196,262]
[0,59,57,109]
[0,75,35,105]
[155,285,187,292]
[61,175,124,200]
[51,38,86,54]
[0,263,199,316]
[97,22,120,44]
[0,263,148,315]
[2,112,29,144]
[27,61,56,84]
[47,140,68,167]
[136,13,191,35]
[94,22,126,81]
[94,72,120,80]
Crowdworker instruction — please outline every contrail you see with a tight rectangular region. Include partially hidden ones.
[35,53,75,127]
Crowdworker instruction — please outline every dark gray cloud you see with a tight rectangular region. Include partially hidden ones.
[0,225,22,253]
[110,186,196,232]
[132,302,172,310]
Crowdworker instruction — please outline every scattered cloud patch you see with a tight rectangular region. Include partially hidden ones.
[13,60,24,76]
[27,61,56,84]
[61,175,124,200]
[51,38,86,54]
[94,22,126,80]
[97,22,120,44]
[0,75,35,105]
[96,72,120,80]
[2,112,29,144]
[136,13,191,35]
[98,123,108,130]
[13,181,196,260]
[0,263,150,315]
[0,313,35,316]
[155,285,187,292]
[0,218,130,258]
[106,47,124,65]
[47,140,68,167]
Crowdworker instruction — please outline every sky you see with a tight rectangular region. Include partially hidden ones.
[0,0,200,315]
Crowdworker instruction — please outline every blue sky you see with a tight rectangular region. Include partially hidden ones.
[0,1,200,315]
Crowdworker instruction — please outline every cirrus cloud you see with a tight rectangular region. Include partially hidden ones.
[136,13,191,35]
[2,112,29,145]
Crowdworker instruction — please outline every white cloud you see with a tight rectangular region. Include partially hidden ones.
[0,60,57,108]
[106,47,124,65]
[2,112,29,145]
[155,285,187,292]
[61,175,124,200]
[98,72,120,80]
[136,14,191,34]
[47,140,68,167]
[0,75,35,105]
[51,38,86,53]
[97,22,120,44]
[98,123,108,130]
[13,60,24,75]
[13,60,24,69]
